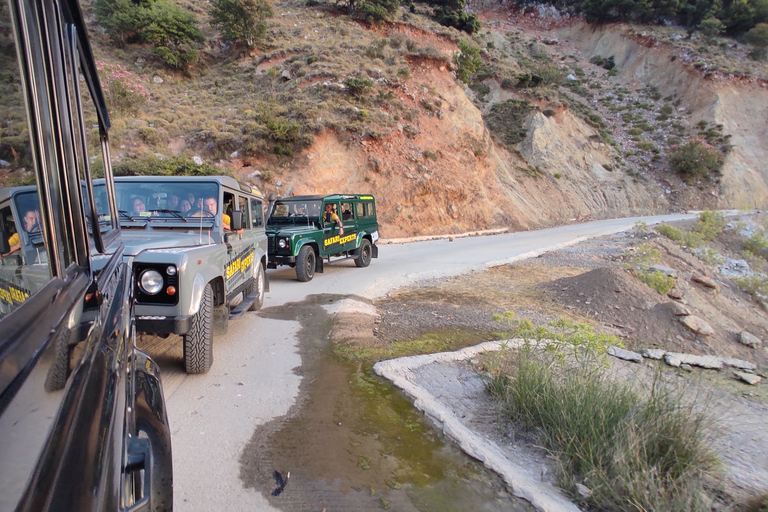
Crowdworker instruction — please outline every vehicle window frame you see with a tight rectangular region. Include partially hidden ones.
[250,197,263,227]
[238,196,249,230]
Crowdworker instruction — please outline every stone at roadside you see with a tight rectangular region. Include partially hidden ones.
[664,353,682,367]
[651,264,677,278]
[668,301,690,316]
[667,287,684,300]
[739,331,762,349]
[733,371,762,385]
[666,352,723,369]
[680,315,714,336]
[642,348,666,359]
[608,346,643,363]
[721,357,757,371]
[575,484,592,498]
[681,363,693,372]
[692,274,720,293]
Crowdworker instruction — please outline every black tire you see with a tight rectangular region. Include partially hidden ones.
[183,283,213,374]
[296,245,316,282]
[245,261,265,311]
[354,238,372,268]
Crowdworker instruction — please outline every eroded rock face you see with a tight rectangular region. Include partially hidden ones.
[739,331,763,349]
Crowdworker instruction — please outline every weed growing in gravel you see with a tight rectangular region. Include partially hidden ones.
[484,314,719,511]
[639,270,677,294]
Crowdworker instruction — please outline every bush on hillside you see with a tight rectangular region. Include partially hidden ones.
[209,0,274,48]
[745,22,768,59]
[96,61,150,116]
[668,138,724,182]
[483,99,535,147]
[434,6,481,33]
[453,39,482,83]
[94,0,204,72]
[113,156,223,176]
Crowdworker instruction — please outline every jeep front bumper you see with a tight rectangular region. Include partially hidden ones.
[136,314,194,335]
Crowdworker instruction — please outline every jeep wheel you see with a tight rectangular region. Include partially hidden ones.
[296,245,316,282]
[183,283,213,374]
[245,261,265,311]
[355,238,372,268]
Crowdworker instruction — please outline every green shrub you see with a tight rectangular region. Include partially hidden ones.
[692,210,726,242]
[669,139,724,182]
[143,1,205,71]
[486,315,718,512]
[745,23,768,60]
[696,248,725,265]
[344,76,374,97]
[434,6,480,34]
[655,223,684,243]
[483,100,535,148]
[629,242,660,267]
[639,270,677,294]
[138,127,160,145]
[209,0,274,48]
[453,40,482,84]
[734,273,768,298]
[745,232,768,258]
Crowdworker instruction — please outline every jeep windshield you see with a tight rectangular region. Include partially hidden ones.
[114,180,219,223]
[268,199,323,225]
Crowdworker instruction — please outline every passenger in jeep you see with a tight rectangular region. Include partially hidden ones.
[132,197,146,216]
[324,204,344,235]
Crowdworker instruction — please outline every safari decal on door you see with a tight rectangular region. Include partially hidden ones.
[226,244,255,281]
[324,231,357,249]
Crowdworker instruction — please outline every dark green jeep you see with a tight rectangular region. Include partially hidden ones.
[266,194,379,281]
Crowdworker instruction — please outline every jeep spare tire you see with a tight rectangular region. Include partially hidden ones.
[183,283,213,373]
[296,245,316,282]
[355,238,372,268]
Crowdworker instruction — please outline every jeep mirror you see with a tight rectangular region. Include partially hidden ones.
[0,230,8,254]
[231,210,243,231]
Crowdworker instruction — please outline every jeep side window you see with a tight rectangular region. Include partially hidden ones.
[239,197,249,229]
[341,202,354,221]
[0,8,53,320]
[251,198,263,227]
[356,202,364,218]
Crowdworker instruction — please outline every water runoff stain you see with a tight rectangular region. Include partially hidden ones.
[239,294,535,511]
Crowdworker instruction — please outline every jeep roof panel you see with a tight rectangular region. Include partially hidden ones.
[114,176,262,197]
[279,194,374,201]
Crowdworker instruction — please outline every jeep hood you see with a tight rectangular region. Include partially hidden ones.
[121,231,215,256]
[266,224,319,234]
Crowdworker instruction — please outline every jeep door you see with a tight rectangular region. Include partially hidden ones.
[339,200,359,252]
[321,199,343,256]
[0,2,171,510]
[223,189,255,299]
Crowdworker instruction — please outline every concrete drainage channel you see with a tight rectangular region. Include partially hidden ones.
[240,295,538,511]
[373,341,580,512]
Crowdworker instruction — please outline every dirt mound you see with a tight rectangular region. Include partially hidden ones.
[539,266,697,350]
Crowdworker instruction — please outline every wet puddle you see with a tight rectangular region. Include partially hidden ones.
[239,294,534,511]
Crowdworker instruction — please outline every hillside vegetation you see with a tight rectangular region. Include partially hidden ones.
[2,0,767,237]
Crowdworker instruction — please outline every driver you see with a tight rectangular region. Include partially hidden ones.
[324,203,344,235]
[4,209,40,255]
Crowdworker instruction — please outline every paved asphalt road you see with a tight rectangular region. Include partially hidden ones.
[143,213,696,511]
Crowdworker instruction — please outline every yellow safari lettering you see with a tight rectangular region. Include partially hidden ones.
[225,252,254,280]
[324,234,356,247]
[0,285,30,305]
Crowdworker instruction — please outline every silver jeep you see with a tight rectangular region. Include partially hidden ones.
[112,176,268,373]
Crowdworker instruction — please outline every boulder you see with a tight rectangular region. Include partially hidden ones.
[738,331,762,349]
[692,274,720,293]
[651,264,678,278]
[642,348,666,360]
[665,352,723,369]
[668,302,690,316]
[721,357,757,371]
[608,346,643,363]
[667,287,684,300]
[664,353,682,367]
[733,371,762,385]
[679,316,714,336]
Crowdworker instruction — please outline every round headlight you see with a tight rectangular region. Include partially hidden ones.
[140,269,164,295]
[278,238,287,249]
[166,265,177,276]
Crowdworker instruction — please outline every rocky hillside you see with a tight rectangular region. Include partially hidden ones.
[29,0,767,238]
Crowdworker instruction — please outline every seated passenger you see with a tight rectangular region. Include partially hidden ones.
[180,199,192,215]
[132,197,146,216]
[3,209,40,255]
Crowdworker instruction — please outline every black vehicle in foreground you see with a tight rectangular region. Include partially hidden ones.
[0,0,172,510]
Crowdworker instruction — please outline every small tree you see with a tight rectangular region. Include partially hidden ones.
[699,16,725,44]
[209,0,274,48]
[142,1,205,72]
[745,22,768,60]
[453,39,482,84]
